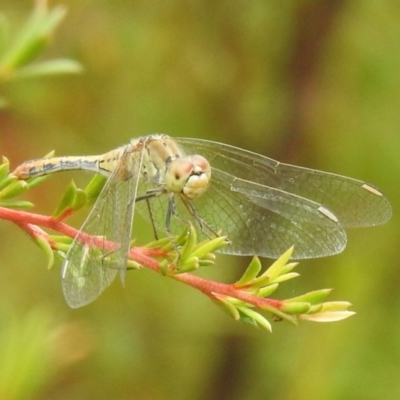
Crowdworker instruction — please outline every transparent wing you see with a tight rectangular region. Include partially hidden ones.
[62,146,144,308]
[135,168,347,259]
[176,138,392,228]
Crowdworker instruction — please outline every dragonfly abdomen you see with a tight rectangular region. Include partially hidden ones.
[13,149,126,179]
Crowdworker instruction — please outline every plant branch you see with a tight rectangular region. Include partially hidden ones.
[0,160,355,330]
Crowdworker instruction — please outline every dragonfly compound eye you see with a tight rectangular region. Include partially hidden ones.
[166,157,195,193]
[166,156,211,199]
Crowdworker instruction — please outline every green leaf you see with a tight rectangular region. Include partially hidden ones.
[12,59,83,80]
[126,259,142,270]
[280,302,311,314]
[145,236,174,249]
[235,256,262,287]
[280,262,299,275]
[0,200,34,209]
[257,283,279,298]
[192,235,229,259]
[0,175,15,191]
[34,235,55,270]
[84,174,107,206]
[300,311,355,322]
[176,256,199,272]
[261,246,294,281]
[48,235,73,245]
[26,174,50,189]
[160,227,189,252]
[0,157,10,181]
[0,180,29,200]
[70,188,87,211]
[285,289,332,305]
[308,304,323,314]
[237,306,272,332]
[320,301,353,312]
[198,259,215,267]
[158,259,169,275]
[0,5,67,73]
[214,296,241,320]
[272,272,300,283]
[52,181,78,218]
[179,223,197,262]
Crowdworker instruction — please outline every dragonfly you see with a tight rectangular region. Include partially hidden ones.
[13,134,392,308]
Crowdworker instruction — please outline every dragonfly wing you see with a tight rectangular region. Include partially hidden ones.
[62,145,144,308]
[188,169,347,259]
[133,168,347,259]
[176,138,392,227]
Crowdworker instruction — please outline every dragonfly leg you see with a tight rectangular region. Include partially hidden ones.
[145,198,159,240]
[165,194,176,234]
[181,198,220,239]
[135,188,165,240]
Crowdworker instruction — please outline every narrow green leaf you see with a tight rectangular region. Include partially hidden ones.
[41,5,68,33]
[175,227,193,247]
[158,259,169,275]
[192,235,229,259]
[237,306,272,332]
[177,256,199,272]
[35,235,55,270]
[0,180,29,199]
[0,200,34,209]
[214,296,241,320]
[126,259,142,270]
[280,301,311,314]
[53,243,70,253]
[52,181,77,218]
[272,272,300,283]
[280,262,299,275]
[0,157,10,181]
[48,235,73,245]
[244,274,271,289]
[320,301,353,312]
[307,304,323,314]
[249,268,298,288]
[257,283,279,298]
[70,188,87,211]
[84,174,107,205]
[179,223,197,261]
[261,246,294,281]
[300,311,355,322]
[145,236,174,249]
[25,174,51,188]
[0,175,16,191]
[198,259,215,267]
[12,59,83,80]
[0,5,67,72]
[285,289,332,305]
[235,256,262,287]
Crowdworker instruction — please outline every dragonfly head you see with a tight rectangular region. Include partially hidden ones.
[166,155,211,200]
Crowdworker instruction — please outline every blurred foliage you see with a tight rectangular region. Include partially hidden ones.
[0,0,82,107]
[0,0,400,399]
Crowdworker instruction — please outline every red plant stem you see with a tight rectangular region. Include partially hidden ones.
[0,207,159,265]
[0,206,283,310]
[171,273,283,309]
[0,206,77,236]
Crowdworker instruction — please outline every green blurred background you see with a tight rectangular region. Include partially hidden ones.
[1,1,399,399]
